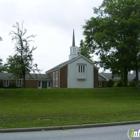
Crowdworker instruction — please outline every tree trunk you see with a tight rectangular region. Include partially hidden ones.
[23,77,26,88]
[123,66,128,87]
[135,63,139,90]
[23,70,26,88]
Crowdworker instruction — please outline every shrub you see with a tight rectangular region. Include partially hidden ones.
[9,83,17,88]
[117,80,123,87]
[107,79,114,87]
[129,80,136,87]
[0,81,3,88]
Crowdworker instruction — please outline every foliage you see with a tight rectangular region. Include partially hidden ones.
[0,58,2,72]
[0,81,2,88]
[5,22,40,88]
[117,79,124,87]
[106,79,114,87]
[78,40,91,59]
[129,79,136,87]
[83,0,140,88]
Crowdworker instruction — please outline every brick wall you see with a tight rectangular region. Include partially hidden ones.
[0,80,38,88]
[60,65,67,88]
[26,80,38,88]
[102,81,107,87]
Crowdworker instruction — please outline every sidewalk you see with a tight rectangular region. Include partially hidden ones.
[0,120,140,133]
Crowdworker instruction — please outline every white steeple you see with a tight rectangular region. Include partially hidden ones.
[69,29,78,60]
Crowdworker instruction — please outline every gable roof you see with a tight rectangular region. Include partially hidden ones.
[46,55,98,73]
[99,72,136,82]
[0,73,51,80]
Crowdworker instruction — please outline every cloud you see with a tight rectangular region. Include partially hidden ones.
[0,0,103,72]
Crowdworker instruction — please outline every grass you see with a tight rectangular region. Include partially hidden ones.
[0,87,140,129]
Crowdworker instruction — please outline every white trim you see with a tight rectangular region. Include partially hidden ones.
[53,72,55,87]
[38,81,42,88]
[16,80,22,87]
[55,71,58,87]
[99,74,109,81]
[46,55,98,73]
[77,64,87,79]
[3,80,9,87]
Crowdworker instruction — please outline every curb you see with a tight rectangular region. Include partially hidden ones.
[0,120,140,133]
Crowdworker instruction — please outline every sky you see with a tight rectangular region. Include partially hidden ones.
[0,0,103,73]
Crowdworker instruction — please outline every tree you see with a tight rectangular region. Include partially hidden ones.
[0,37,3,72]
[0,58,3,72]
[83,0,140,88]
[78,39,91,59]
[6,22,40,88]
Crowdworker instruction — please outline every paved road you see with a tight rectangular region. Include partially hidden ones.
[1,124,140,140]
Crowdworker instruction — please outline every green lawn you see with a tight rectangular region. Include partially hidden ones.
[0,88,140,129]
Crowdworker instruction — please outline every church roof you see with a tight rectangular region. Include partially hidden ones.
[99,72,136,81]
[0,73,51,80]
[46,55,98,73]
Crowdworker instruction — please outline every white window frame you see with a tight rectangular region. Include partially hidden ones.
[48,81,51,88]
[3,80,9,87]
[55,71,58,87]
[77,64,86,79]
[53,72,55,87]
[16,80,22,87]
[38,81,42,88]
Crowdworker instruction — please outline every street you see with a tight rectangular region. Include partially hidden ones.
[1,124,140,140]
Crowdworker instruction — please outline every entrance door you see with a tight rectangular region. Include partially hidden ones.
[42,81,47,88]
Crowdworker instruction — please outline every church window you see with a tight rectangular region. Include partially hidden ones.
[77,64,86,79]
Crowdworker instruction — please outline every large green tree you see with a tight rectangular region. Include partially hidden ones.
[0,37,3,72]
[6,22,40,88]
[78,39,91,59]
[0,58,3,72]
[83,0,140,88]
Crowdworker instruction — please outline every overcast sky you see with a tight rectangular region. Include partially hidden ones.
[0,0,103,73]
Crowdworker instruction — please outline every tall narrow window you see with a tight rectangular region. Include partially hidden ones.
[3,80,9,87]
[83,65,85,73]
[79,65,80,72]
[38,81,41,88]
[56,71,58,87]
[78,65,86,73]
[48,81,51,87]
[16,80,22,87]
[53,72,55,87]
[77,64,86,79]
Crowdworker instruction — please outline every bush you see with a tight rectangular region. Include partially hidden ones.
[9,83,17,88]
[0,81,3,88]
[117,80,123,87]
[129,80,136,87]
[107,79,114,87]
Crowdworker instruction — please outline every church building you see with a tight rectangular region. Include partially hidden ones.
[0,30,98,88]
[46,30,98,88]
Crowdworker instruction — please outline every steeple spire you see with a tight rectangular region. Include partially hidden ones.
[72,29,75,46]
[69,29,78,60]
